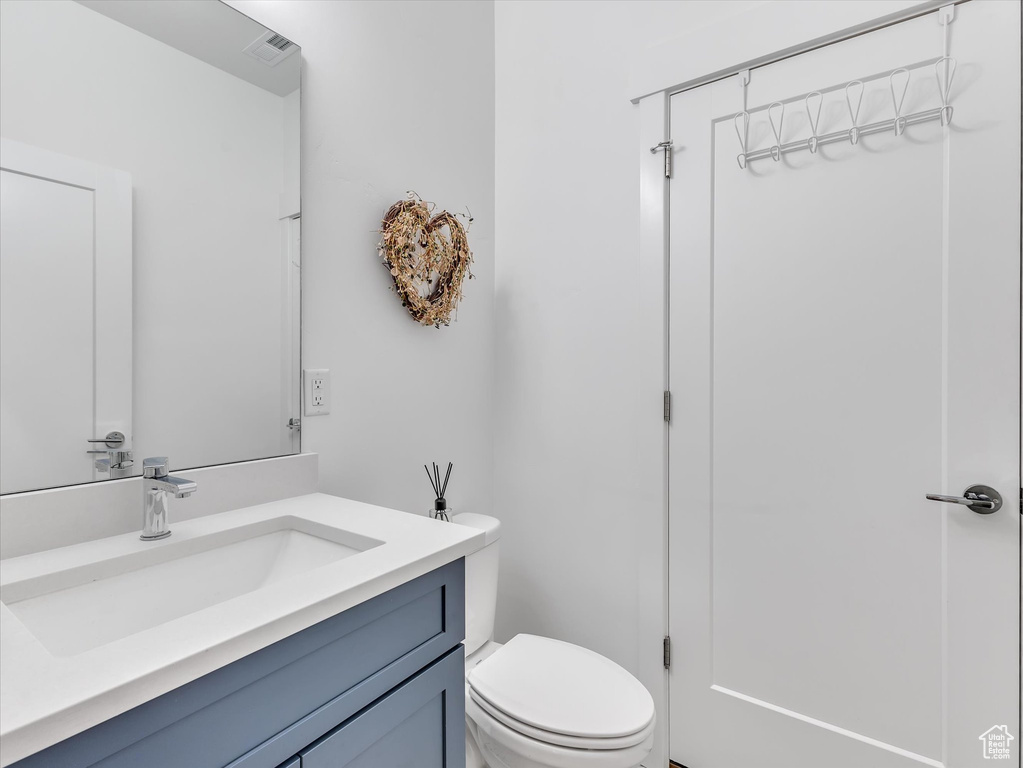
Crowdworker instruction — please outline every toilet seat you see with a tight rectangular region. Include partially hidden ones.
[466,634,655,750]
[466,695,655,768]
[469,687,655,750]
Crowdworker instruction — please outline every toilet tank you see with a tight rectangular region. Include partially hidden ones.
[450,513,501,656]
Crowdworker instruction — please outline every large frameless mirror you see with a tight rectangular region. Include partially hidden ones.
[0,0,301,494]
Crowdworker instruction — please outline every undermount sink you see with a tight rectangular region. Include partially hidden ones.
[0,517,382,657]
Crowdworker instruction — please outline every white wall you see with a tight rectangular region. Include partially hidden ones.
[493,0,760,674]
[0,0,292,474]
[225,1,496,520]
[230,0,753,698]
[227,0,755,682]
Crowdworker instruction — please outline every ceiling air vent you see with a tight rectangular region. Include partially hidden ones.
[243,31,298,67]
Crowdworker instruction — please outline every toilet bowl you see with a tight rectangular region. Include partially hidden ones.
[452,514,655,768]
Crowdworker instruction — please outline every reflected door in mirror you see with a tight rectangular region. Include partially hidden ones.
[0,140,132,494]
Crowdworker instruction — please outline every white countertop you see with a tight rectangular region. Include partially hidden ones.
[0,493,483,766]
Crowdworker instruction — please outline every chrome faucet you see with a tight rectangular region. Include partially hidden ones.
[141,457,196,541]
[94,450,134,479]
[87,431,134,478]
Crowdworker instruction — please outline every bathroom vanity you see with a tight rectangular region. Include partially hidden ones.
[0,494,481,768]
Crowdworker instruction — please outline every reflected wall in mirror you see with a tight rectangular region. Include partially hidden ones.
[0,0,301,494]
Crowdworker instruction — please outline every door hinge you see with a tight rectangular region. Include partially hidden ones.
[663,636,671,669]
[663,390,671,422]
[650,140,672,178]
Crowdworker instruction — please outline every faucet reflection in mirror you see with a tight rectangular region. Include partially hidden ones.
[87,431,133,479]
[140,457,197,541]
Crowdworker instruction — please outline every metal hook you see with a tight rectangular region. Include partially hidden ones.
[733,111,749,169]
[845,80,863,144]
[889,69,910,135]
[934,56,957,125]
[768,101,784,161]
[804,92,822,153]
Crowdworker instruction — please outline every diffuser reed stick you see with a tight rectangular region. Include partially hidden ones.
[424,461,454,521]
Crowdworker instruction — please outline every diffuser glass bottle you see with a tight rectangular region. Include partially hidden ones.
[425,462,453,521]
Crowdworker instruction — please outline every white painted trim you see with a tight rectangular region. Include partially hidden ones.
[636,93,670,768]
[1,137,109,189]
[280,215,301,454]
[93,162,133,461]
[629,0,948,103]
[632,3,973,763]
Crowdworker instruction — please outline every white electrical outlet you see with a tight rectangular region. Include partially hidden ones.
[304,369,330,415]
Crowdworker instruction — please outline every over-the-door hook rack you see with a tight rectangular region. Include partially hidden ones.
[734,111,750,169]
[934,56,957,125]
[889,68,910,135]
[767,102,785,161]
[805,92,822,153]
[845,80,863,144]
[733,58,957,170]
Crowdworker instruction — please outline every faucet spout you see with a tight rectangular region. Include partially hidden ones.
[140,457,196,540]
[150,475,198,498]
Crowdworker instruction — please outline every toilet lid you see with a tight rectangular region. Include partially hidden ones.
[468,687,656,750]
[466,634,655,740]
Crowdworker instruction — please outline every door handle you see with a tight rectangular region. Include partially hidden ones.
[86,431,125,453]
[926,484,1002,514]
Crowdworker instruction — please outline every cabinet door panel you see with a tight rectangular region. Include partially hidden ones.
[301,646,465,768]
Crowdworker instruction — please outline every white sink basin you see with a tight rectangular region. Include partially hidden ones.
[1,516,381,657]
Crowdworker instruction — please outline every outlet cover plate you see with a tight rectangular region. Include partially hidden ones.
[304,369,330,416]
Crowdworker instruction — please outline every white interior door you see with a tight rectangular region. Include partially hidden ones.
[0,139,131,493]
[667,3,1020,767]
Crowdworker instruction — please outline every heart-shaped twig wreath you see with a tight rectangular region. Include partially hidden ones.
[378,192,473,328]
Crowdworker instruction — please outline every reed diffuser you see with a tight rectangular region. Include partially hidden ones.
[424,461,454,521]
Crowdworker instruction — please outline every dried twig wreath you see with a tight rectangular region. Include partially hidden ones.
[378,192,473,328]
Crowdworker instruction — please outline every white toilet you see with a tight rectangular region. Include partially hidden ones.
[452,513,655,768]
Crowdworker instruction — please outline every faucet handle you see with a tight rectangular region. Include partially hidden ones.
[142,457,169,479]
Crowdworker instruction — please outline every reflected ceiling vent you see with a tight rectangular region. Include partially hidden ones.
[243,31,298,67]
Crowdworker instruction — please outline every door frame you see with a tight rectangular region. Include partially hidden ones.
[280,213,301,455]
[0,138,132,486]
[631,2,1020,766]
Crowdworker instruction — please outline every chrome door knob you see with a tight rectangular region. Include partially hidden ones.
[926,484,1002,514]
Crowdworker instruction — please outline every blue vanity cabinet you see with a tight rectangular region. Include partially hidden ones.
[13,559,466,768]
